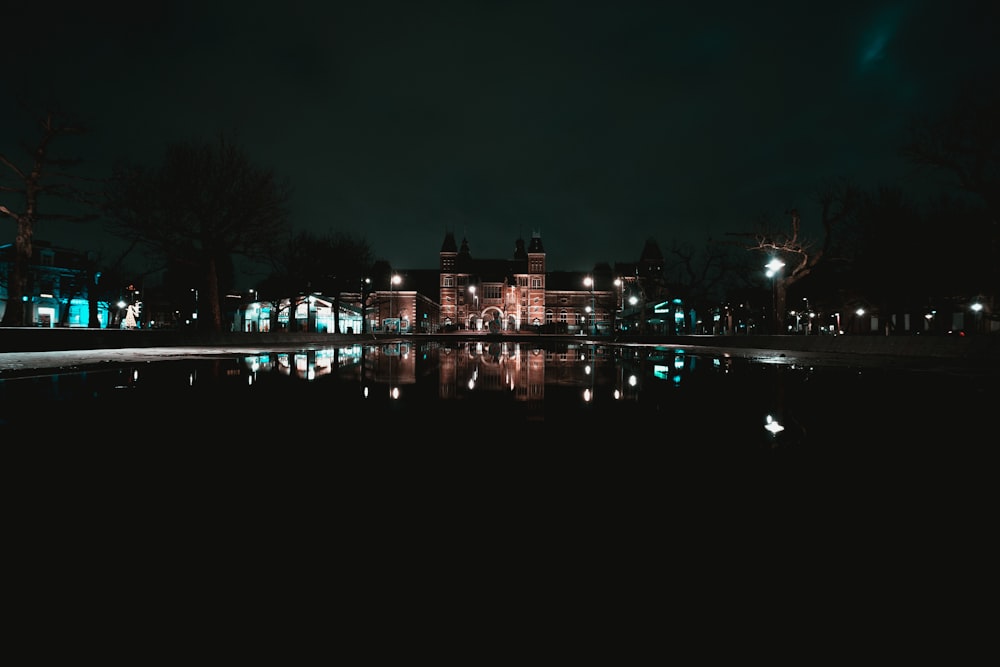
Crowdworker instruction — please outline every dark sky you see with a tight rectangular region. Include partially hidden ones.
[5,0,999,282]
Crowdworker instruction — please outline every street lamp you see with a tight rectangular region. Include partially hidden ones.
[360,277,371,334]
[468,285,478,330]
[245,289,259,332]
[614,277,624,332]
[583,276,596,335]
[971,301,984,333]
[390,274,401,332]
[765,258,785,333]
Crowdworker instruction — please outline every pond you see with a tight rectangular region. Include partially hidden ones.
[3,339,994,469]
[10,336,992,639]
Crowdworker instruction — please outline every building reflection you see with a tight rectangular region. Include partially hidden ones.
[231,342,815,447]
[241,345,368,382]
[7,341,989,456]
[233,341,738,407]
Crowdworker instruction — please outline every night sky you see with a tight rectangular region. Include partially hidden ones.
[5,0,999,282]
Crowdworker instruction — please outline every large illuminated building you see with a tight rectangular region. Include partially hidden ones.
[436,230,662,335]
[246,230,668,335]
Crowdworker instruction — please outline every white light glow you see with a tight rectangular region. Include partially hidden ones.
[765,414,785,434]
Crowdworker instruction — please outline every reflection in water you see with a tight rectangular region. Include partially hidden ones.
[224,341,988,454]
[1,341,995,463]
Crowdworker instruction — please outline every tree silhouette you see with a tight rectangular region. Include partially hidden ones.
[261,230,373,332]
[729,181,860,333]
[104,133,292,332]
[1,106,97,326]
[664,236,758,327]
[901,76,1000,323]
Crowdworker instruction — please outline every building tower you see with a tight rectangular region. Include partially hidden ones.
[526,231,546,328]
[439,231,459,328]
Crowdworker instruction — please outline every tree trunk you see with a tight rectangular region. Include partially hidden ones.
[88,295,101,328]
[1,218,32,327]
[205,257,222,332]
[332,292,341,333]
[775,280,788,333]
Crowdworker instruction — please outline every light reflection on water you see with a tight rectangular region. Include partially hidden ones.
[3,340,994,464]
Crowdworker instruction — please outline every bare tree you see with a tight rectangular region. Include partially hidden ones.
[260,230,374,333]
[900,78,999,219]
[665,237,757,313]
[1,107,97,326]
[104,133,292,332]
[729,181,860,332]
[901,77,1000,319]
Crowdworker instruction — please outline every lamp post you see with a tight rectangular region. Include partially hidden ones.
[390,273,401,332]
[468,285,478,330]
[583,276,596,335]
[614,277,624,332]
[359,277,371,334]
[247,289,258,332]
[302,294,316,333]
[765,259,785,333]
[971,301,984,334]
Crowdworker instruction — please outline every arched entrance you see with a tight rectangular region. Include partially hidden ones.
[480,306,504,332]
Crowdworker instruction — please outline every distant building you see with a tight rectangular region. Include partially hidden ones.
[0,240,110,327]
[3,233,683,334]
[437,230,654,334]
[231,230,676,335]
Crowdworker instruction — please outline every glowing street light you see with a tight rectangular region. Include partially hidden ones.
[971,301,984,333]
[583,276,596,335]
[468,285,478,329]
[765,414,785,435]
[390,273,401,331]
[360,277,372,334]
[614,277,624,333]
[765,258,785,333]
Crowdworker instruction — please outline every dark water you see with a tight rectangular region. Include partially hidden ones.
[6,339,993,613]
[3,340,994,460]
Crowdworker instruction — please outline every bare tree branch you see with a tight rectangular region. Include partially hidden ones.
[1,107,99,326]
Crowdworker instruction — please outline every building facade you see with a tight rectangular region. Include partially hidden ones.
[0,241,109,328]
[234,231,665,335]
[437,230,625,334]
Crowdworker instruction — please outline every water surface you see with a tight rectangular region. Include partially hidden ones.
[4,340,993,462]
